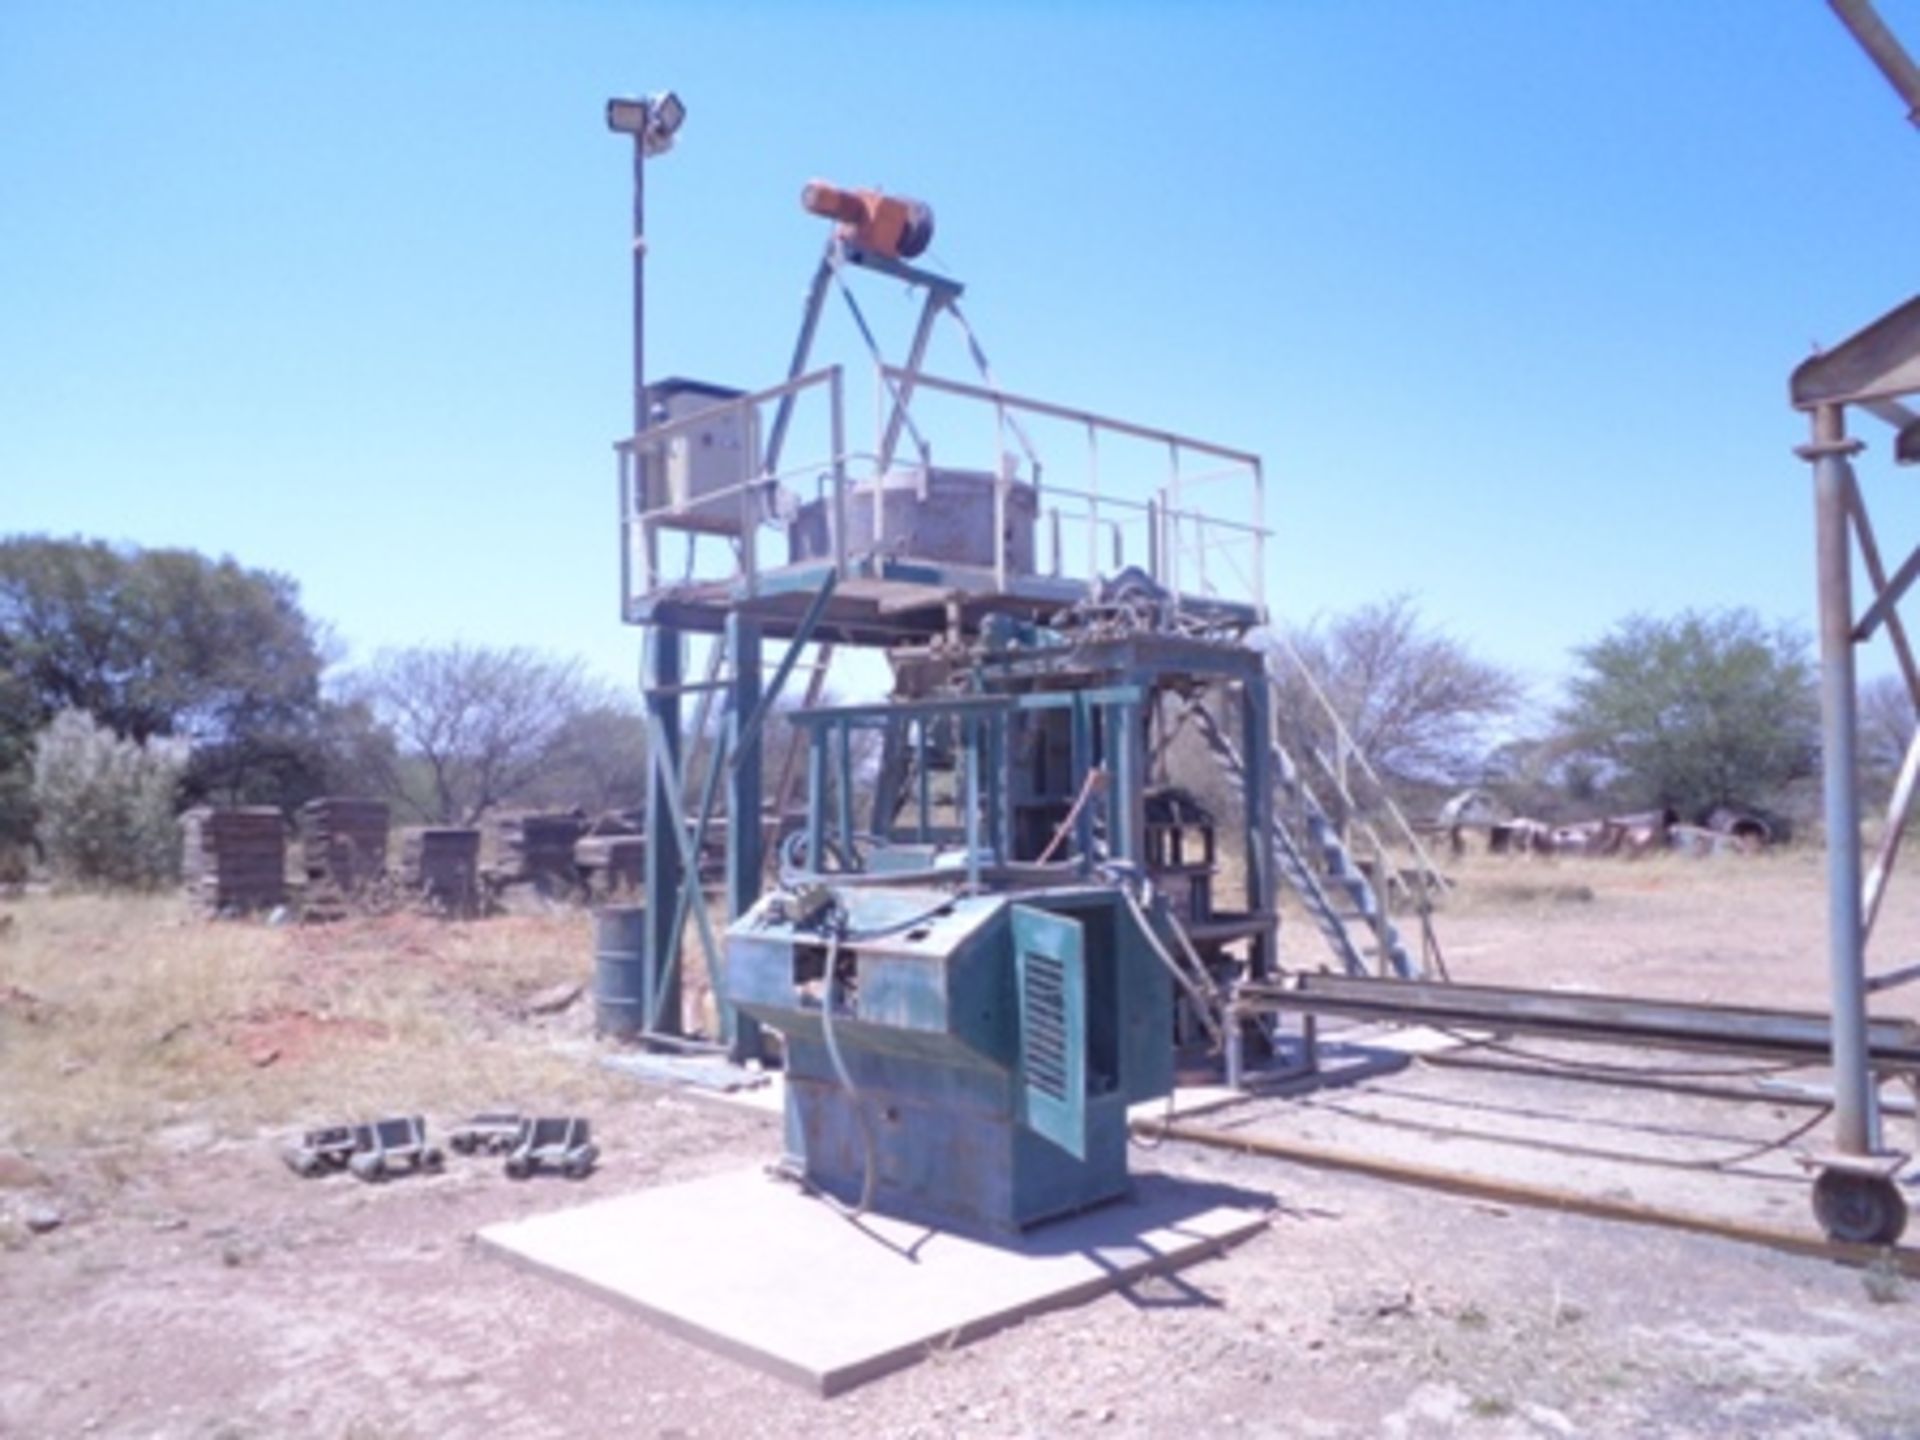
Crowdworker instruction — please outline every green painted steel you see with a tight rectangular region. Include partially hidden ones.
[723,881,1171,1232]
[1012,905,1088,1161]
[642,627,685,1038]
[724,613,764,1061]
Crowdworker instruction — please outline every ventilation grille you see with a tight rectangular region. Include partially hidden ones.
[1022,951,1069,1101]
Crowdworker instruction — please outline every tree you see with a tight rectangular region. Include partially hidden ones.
[1268,595,1525,800]
[1558,608,1818,818]
[349,644,611,822]
[0,669,35,857]
[1860,673,1919,812]
[0,537,330,811]
[31,709,187,888]
[520,703,649,814]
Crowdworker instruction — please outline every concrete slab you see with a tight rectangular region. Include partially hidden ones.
[479,1168,1268,1395]
[597,1052,776,1098]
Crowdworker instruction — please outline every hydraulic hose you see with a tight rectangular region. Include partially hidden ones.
[817,932,877,1219]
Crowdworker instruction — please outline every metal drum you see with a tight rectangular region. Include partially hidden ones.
[788,467,1037,575]
[595,904,673,1038]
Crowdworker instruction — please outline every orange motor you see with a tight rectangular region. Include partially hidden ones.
[800,179,935,260]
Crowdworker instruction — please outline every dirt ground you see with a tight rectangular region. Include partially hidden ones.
[3,850,1919,1438]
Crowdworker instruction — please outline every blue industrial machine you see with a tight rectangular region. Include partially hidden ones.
[603,117,1428,1237]
[728,878,1171,1232]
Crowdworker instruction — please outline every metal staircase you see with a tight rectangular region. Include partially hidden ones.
[1192,691,1422,980]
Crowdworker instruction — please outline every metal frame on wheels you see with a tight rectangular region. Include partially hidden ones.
[1788,300,1920,1243]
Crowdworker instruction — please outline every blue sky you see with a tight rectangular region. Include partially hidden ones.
[4,1,1918,714]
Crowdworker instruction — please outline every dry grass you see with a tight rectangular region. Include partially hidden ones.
[2,841,1905,1149]
[1439,843,1828,913]
[0,891,622,1149]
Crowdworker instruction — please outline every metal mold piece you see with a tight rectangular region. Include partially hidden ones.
[504,1117,599,1180]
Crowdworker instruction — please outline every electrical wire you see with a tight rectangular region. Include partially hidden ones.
[815,931,877,1220]
[1114,881,1226,1053]
[839,899,959,944]
[1436,1027,1814,1081]
[1284,1090,1834,1177]
[784,896,967,1223]
[1033,765,1107,865]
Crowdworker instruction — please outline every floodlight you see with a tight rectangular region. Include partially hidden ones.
[606,98,645,134]
[607,92,686,156]
[648,91,686,147]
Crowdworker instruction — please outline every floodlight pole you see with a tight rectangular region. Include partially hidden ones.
[625,112,649,437]
[610,93,686,1044]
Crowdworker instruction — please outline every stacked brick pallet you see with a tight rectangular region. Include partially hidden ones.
[399,828,481,917]
[298,797,390,922]
[489,812,587,896]
[179,807,287,915]
[574,834,646,899]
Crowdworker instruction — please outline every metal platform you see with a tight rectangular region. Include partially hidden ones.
[625,556,1266,645]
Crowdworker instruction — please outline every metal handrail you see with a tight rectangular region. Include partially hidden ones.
[881,366,1261,467]
[613,365,844,461]
[1266,638,1453,893]
[620,357,1271,618]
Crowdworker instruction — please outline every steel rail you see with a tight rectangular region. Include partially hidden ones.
[1133,1119,1920,1276]
[1236,974,1920,1071]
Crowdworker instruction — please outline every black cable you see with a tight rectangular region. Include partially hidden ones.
[1438,1027,1813,1080]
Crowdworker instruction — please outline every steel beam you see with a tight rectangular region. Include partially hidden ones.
[878,287,948,473]
[1852,541,1920,643]
[725,613,764,1061]
[1830,0,1920,126]
[643,624,685,1037]
[763,255,834,476]
[1241,680,1277,982]
[1806,409,1881,1154]
[1238,974,1920,1070]
[1110,701,1145,864]
[1791,294,1920,409]
[728,570,838,768]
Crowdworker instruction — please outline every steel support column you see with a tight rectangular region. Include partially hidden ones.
[724,613,763,1061]
[1111,702,1145,864]
[1806,406,1880,1155]
[643,623,685,1037]
[1242,680,1277,982]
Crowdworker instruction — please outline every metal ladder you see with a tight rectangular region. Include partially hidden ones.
[1192,699,1419,980]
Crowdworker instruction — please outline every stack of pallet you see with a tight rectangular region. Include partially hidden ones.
[179,807,287,915]
[399,828,481,917]
[298,797,390,922]
[575,834,646,899]
[489,812,586,896]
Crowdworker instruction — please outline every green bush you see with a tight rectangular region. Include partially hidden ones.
[31,709,186,888]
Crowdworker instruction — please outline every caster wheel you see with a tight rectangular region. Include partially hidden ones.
[1813,1169,1909,1246]
[423,1148,445,1173]
[451,1136,475,1156]
[505,1157,531,1181]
